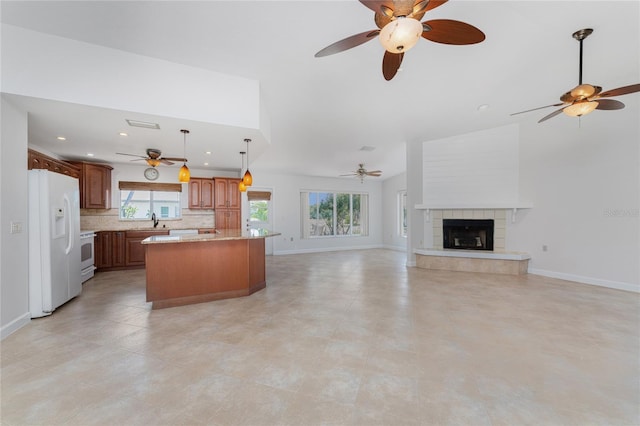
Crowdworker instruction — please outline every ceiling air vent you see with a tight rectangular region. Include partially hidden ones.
[359,146,376,152]
[126,119,160,130]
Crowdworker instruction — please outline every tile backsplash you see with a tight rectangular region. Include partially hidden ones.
[432,209,507,251]
[80,209,215,231]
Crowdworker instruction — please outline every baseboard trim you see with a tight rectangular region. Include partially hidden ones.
[382,244,407,252]
[274,244,383,256]
[528,268,639,293]
[1,312,31,341]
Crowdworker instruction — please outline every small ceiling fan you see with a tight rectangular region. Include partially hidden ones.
[511,28,640,123]
[116,148,186,167]
[341,163,382,182]
[315,0,485,80]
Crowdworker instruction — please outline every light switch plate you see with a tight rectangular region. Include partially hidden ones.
[10,221,23,234]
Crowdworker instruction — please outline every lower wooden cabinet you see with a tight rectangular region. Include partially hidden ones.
[215,209,241,230]
[95,229,167,271]
[112,231,126,267]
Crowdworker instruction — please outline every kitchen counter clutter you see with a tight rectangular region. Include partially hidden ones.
[143,229,279,309]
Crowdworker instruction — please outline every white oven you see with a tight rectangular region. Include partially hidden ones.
[80,231,96,283]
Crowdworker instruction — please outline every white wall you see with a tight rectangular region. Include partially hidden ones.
[381,172,407,251]
[1,25,262,131]
[406,140,426,267]
[1,95,30,339]
[408,107,639,291]
[512,105,639,291]
[252,171,383,255]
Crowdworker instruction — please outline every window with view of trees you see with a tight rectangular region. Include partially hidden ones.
[301,191,368,238]
[118,181,182,220]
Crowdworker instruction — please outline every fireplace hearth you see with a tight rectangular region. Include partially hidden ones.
[443,219,494,251]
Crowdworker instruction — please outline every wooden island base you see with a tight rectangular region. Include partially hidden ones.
[144,237,266,309]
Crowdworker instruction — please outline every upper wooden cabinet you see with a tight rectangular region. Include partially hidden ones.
[28,149,80,179]
[72,162,113,209]
[214,178,241,210]
[188,178,214,209]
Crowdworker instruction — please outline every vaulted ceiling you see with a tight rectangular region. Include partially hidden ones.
[2,1,638,179]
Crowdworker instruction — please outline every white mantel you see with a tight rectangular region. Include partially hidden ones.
[415,203,532,223]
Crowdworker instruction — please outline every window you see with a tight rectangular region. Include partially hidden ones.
[301,191,368,238]
[398,190,407,237]
[119,181,182,220]
[247,191,272,223]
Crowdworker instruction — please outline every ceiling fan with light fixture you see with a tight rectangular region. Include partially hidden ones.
[116,148,186,167]
[341,163,382,182]
[315,0,485,81]
[511,28,640,123]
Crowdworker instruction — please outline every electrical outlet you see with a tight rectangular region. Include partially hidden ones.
[542,245,548,252]
[10,221,23,234]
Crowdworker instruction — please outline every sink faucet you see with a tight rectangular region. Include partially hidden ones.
[151,213,159,228]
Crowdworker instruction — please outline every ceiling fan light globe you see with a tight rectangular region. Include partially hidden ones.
[570,84,596,100]
[178,164,190,182]
[147,159,161,167]
[563,100,598,117]
[379,17,423,54]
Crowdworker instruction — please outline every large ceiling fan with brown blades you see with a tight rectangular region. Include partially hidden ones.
[314,0,485,81]
[116,148,186,167]
[340,163,382,182]
[511,28,640,123]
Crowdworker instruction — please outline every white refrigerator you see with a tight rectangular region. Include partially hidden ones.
[28,169,82,318]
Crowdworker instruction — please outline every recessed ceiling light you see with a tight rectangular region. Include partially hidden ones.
[57,136,66,141]
[205,151,212,155]
[477,104,490,111]
[119,132,128,137]
[87,153,94,157]
[204,162,209,166]
[125,119,160,129]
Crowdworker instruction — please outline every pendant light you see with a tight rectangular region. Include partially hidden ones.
[178,129,190,183]
[238,151,247,192]
[242,138,253,186]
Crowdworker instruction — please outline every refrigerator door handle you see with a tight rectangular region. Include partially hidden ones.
[63,194,73,255]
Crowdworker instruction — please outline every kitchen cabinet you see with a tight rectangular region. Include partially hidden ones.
[28,149,81,179]
[188,178,214,209]
[215,209,241,230]
[95,231,112,269]
[95,231,125,270]
[96,230,164,270]
[69,161,113,209]
[112,231,126,267]
[214,177,241,230]
[214,178,241,209]
[125,230,169,267]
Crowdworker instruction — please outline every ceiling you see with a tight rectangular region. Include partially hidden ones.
[2,1,639,180]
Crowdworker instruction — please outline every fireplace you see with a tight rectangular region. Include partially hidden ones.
[443,219,494,251]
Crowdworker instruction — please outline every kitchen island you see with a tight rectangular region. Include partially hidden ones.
[141,229,279,309]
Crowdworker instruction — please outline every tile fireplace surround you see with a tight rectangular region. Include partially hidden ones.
[415,209,530,275]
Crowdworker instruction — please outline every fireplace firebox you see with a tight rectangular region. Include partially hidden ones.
[443,219,494,251]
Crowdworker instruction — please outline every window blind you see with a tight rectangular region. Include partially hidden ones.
[118,181,182,192]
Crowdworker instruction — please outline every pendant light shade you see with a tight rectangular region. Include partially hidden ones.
[243,138,253,187]
[178,129,190,183]
[178,164,190,182]
[238,151,247,192]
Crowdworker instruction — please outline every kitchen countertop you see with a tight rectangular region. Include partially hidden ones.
[141,229,280,244]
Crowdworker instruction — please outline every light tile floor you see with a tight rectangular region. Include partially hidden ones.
[2,249,638,425]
